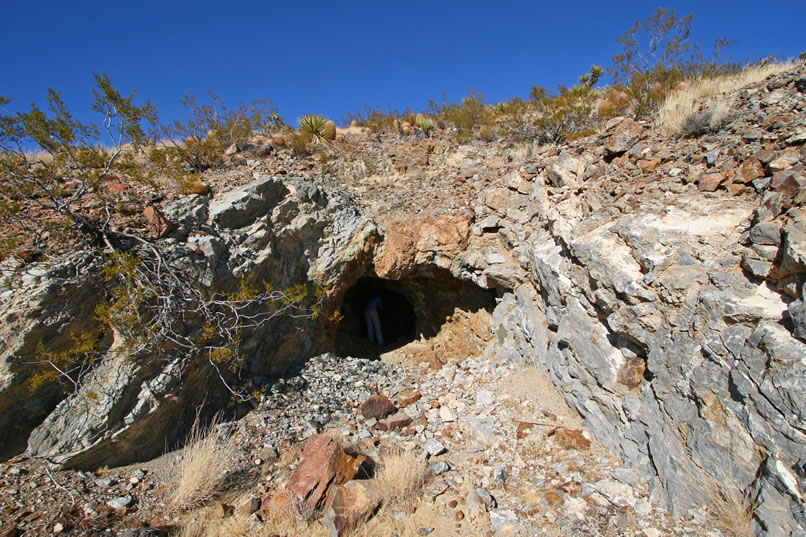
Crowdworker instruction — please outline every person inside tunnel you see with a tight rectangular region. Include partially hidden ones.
[364,296,384,344]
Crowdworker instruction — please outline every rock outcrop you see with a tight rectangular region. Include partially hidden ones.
[478,66,806,536]
[1,62,805,537]
[6,175,377,469]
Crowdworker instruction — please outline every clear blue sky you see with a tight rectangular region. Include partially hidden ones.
[2,1,804,130]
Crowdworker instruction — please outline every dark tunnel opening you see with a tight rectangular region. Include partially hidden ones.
[333,269,498,360]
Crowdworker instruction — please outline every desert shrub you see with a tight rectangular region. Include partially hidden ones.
[432,89,493,140]
[506,66,602,144]
[158,92,281,172]
[609,8,742,117]
[168,414,237,510]
[342,105,412,133]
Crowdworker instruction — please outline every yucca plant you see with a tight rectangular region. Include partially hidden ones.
[416,115,434,136]
[298,114,334,144]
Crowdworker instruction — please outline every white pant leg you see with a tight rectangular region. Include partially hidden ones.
[367,309,384,344]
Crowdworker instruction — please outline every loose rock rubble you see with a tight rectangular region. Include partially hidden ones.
[2,352,725,536]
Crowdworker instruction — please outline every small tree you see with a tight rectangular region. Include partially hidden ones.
[0,73,159,259]
[609,7,740,116]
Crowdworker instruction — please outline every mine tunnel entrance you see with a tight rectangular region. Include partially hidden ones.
[334,268,498,360]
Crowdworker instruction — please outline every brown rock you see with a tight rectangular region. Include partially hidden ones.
[726,183,747,196]
[260,490,294,517]
[373,214,471,279]
[239,497,261,515]
[286,434,367,510]
[698,172,726,192]
[270,133,286,146]
[383,411,413,431]
[225,142,240,156]
[396,389,421,408]
[738,159,765,183]
[142,206,174,238]
[455,510,465,521]
[770,165,806,197]
[604,118,643,160]
[550,428,591,451]
[323,481,382,537]
[360,395,396,420]
[516,422,535,439]
[754,148,777,164]
[214,503,233,518]
[637,157,661,173]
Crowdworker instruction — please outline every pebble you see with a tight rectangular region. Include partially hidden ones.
[424,438,447,457]
[430,462,450,476]
[107,495,133,509]
[489,509,519,532]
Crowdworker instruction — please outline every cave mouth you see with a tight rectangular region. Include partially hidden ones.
[334,268,497,360]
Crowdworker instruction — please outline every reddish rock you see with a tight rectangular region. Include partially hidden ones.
[214,503,233,518]
[323,481,382,537]
[516,422,535,440]
[142,206,174,238]
[395,389,421,408]
[239,497,261,515]
[698,173,726,192]
[359,394,396,420]
[738,159,765,183]
[550,428,591,451]
[770,165,806,197]
[260,490,294,517]
[285,434,367,510]
[604,118,643,160]
[382,411,413,431]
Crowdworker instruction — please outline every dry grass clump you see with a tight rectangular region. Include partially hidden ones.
[259,507,330,537]
[657,61,795,137]
[178,507,255,537]
[704,482,757,537]
[168,414,237,511]
[374,447,428,507]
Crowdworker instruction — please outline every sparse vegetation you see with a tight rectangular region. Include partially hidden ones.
[298,114,335,144]
[168,414,237,511]
[609,7,742,117]
[158,92,281,172]
[657,61,794,137]
[415,114,434,136]
[374,447,428,507]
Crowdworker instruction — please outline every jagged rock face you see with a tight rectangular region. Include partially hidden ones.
[0,258,107,461]
[476,68,806,537]
[2,175,378,469]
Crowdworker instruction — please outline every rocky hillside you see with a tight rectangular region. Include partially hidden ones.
[1,64,805,536]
